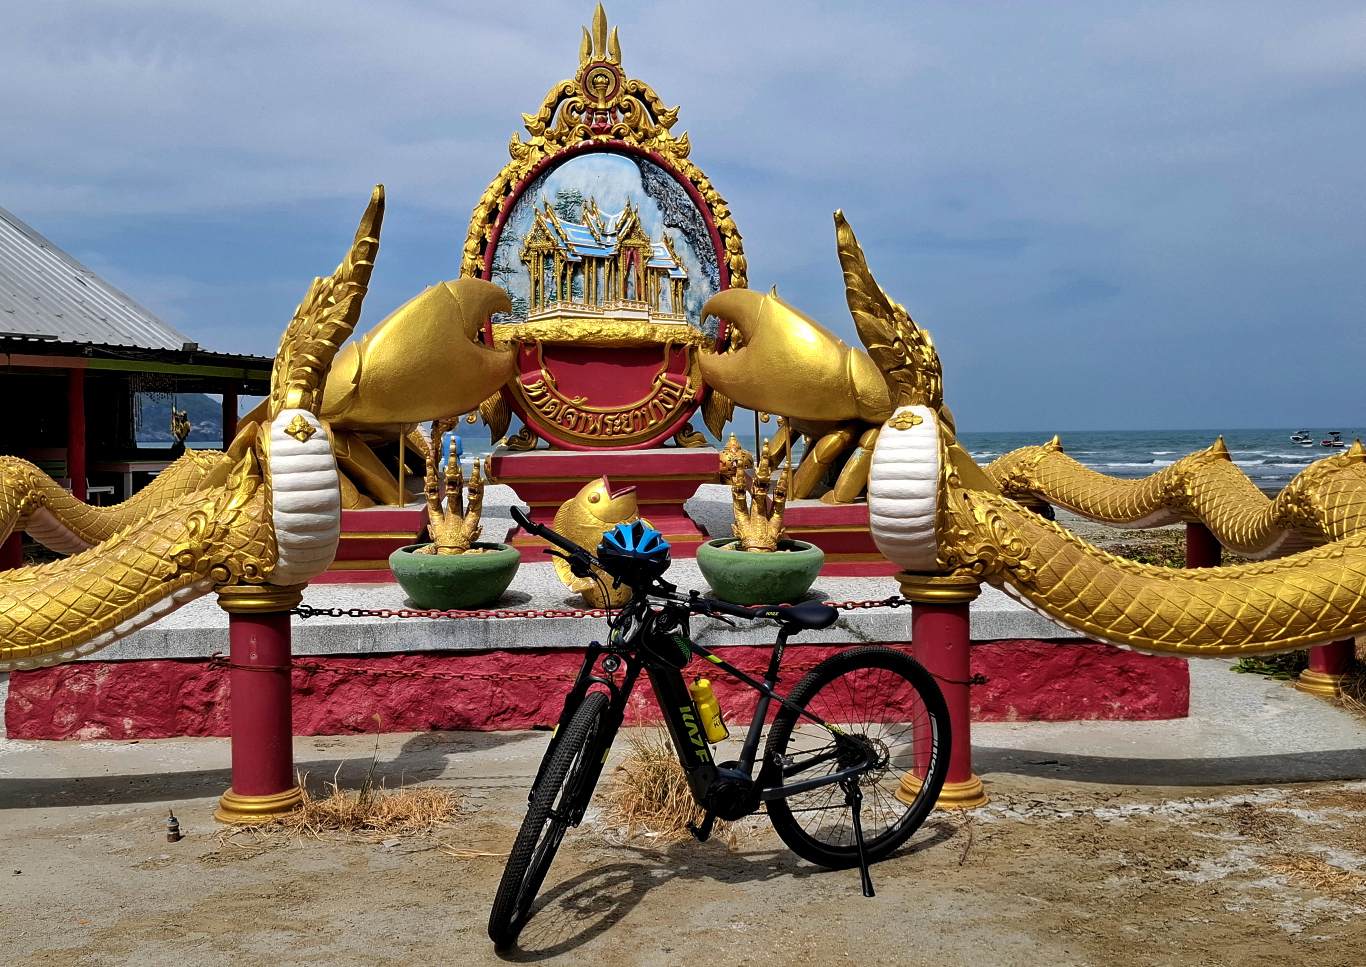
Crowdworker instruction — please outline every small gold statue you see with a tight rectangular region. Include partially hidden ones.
[718,433,753,484]
[170,408,191,444]
[731,442,787,553]
[552,476,641,607]
[419,419,484,555]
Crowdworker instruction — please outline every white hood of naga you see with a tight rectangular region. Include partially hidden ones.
[867,404,940,573]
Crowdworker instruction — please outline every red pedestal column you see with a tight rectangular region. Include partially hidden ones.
[1185,521,1221,568]
[1296,638,1357,699]
[222,390,239,445]
[896,572,987,809]
[214,584,304,823]
[66,368,86,502]
[1,534,22,570]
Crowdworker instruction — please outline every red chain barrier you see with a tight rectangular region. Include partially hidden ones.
[276,596,984,687]
[291,596,911,622]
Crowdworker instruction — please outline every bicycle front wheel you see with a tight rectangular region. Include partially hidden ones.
[488,690,611,948]
[765,645,950,869]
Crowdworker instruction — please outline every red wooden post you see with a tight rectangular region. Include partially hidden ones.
[1,534,23,570]
[896,572,987,809]
[222,390,239,444]
[214,585,304,823]
[1185,521,1221,568]
[1296,639,1357,699]
[67,368,86,501]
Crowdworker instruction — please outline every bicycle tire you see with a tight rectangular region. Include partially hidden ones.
[488,690,611,948]
[765,645,950,869]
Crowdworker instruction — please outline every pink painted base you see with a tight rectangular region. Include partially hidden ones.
[5,640,1188,740]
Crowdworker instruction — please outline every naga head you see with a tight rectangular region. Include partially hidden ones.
[698,287,890,425]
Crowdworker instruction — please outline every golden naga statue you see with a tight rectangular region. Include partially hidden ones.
[420,418,485,555]
[0,187,516,672]
[729,442,788,553]
[987,435,1366,558]
[0,229,516,558]
[748,211,1366,659]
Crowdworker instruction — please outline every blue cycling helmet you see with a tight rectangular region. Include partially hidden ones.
[599,520,670,560]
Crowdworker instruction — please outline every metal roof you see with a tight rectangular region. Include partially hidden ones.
[0,205,193,351]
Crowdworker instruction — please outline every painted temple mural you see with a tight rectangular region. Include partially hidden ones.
[489,153,721,335]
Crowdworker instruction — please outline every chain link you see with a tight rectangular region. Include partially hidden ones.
[276,595,986,689]
[292,596,911,622]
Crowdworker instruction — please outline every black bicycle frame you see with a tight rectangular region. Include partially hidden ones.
[532,601,874,821]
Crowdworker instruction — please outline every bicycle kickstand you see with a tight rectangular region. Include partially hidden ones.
[687,810,716,843]
[844,782,876,898]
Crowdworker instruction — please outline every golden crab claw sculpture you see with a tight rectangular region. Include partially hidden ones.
[698,267,984,505]
[0,187,515,672]
[699,287,890,503]
[810,210,1366,658]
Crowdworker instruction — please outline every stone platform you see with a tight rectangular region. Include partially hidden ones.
[3,560,1189,739]
[489,446,719,560]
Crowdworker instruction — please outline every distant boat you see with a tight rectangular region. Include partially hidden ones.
[1322,431,1346,449]
[1290,430,1313,444]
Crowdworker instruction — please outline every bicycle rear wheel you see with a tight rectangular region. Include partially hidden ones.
[765,645,950,868]
[488,690,611,948]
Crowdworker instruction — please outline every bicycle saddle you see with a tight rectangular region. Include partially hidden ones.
[756,599,839,630]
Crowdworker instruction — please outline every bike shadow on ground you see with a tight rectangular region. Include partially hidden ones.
[497,817,958,961]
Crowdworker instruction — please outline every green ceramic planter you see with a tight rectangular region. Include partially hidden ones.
[388,543,521,609]
[695,538,825,605]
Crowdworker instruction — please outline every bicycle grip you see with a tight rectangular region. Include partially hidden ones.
[511,506,599,562]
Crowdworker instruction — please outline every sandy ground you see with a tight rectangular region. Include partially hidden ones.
[3,705,1365,967]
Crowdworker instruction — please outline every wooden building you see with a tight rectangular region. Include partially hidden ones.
[0,205,271,522]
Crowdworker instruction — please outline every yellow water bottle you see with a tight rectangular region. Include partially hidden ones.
[689,678,730,743]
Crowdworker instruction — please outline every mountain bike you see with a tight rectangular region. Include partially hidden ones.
[488,508,951,948]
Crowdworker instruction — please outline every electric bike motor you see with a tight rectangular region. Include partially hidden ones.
[704,762,760,821]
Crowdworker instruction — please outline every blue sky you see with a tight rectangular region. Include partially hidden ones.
[4,1,1365,432]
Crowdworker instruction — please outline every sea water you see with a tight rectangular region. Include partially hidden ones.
[726,427,1361,493]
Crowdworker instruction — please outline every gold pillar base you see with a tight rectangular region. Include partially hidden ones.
[214,785,304,825]
[894,771,988,810]
[896,570,982,604]
[1295,668,1346,699]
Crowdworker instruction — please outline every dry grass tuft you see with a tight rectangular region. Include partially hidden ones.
[599,730,741,847]
[1268,855,1366,896]
[1338,667,1366,720]
[278,777,463,841]
[211,764,462,858]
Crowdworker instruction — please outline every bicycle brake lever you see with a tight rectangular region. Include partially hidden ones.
[543,548,595,579]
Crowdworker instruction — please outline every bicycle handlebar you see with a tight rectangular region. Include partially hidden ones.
[511,507,773,624]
